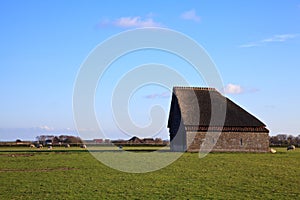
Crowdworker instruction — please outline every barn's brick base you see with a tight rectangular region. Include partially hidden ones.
[186,132,269,152]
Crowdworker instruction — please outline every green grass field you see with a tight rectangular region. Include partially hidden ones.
[0,147,299,199]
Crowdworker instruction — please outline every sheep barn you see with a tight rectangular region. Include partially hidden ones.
[168,87,269,152]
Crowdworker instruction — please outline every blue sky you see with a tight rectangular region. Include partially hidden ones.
[1,0,300,141]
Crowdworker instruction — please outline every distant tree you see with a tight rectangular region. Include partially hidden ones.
[59,135,69,143]
[269,134,300,147]
[269,136,279,146]
[36,135,83,145]
[154,138,163,144]
[36,135,55,145]
[36,135,47,144]
[277,134,287,141]
[288,135,298,146]
[65,136,83,144]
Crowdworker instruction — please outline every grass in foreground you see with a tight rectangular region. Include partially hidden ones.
[0,147,299,199]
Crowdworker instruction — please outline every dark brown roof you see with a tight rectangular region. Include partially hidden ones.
[168,87,268,132]
[128,136,143,143]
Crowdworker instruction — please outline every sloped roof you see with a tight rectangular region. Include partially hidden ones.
[128,136,143,143]
[168,87,268,131]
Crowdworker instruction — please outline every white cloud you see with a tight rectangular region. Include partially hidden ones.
[115,17,160,27]
[144,92,170,99]
[239,43,261,48]
[100,16,162,28]
[261,34,298,42]
[223,84,243,94]
[33,126,76,132]
[239,34,298,48]
[180,9,201,22]
[38,125,54,131]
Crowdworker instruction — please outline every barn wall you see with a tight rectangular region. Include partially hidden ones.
[170,124,187,152]
[186,131,269,152]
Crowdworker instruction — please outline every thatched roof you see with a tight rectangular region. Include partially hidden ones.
[128,136,143,143]
[168,87,268,133]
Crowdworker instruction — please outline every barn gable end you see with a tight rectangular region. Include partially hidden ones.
[168,87,269,152]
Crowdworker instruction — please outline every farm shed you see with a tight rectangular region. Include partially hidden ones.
[168,87,269,152]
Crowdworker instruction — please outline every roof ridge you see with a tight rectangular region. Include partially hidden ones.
[173,86,217,91]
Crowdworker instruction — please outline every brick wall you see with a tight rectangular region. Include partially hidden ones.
[186,131,269,152]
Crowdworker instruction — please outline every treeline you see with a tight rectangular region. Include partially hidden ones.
[269,134,300,147]
[36,135,83,146]
[0,135,84,147]
[111,136,169,146]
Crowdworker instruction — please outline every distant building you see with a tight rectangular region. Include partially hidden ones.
[93,139,104,143]
[168,87,269,152]
[128,136,143,144]
[143,138,155,144]
[276,134,288,141]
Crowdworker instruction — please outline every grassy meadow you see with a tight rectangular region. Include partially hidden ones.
[0,147,299,199]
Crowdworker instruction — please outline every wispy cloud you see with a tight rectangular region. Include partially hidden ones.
[223,84,243,94]
[144,92,170,99]
[262,34,298,42]
[32,126,77,133]
[239,34,298,48]
[99,16,162,28]
[37,125,54,131]
[180,9,201,22]
[223,84,259,95]
[0,127,77,141]
[239,43,261,48]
